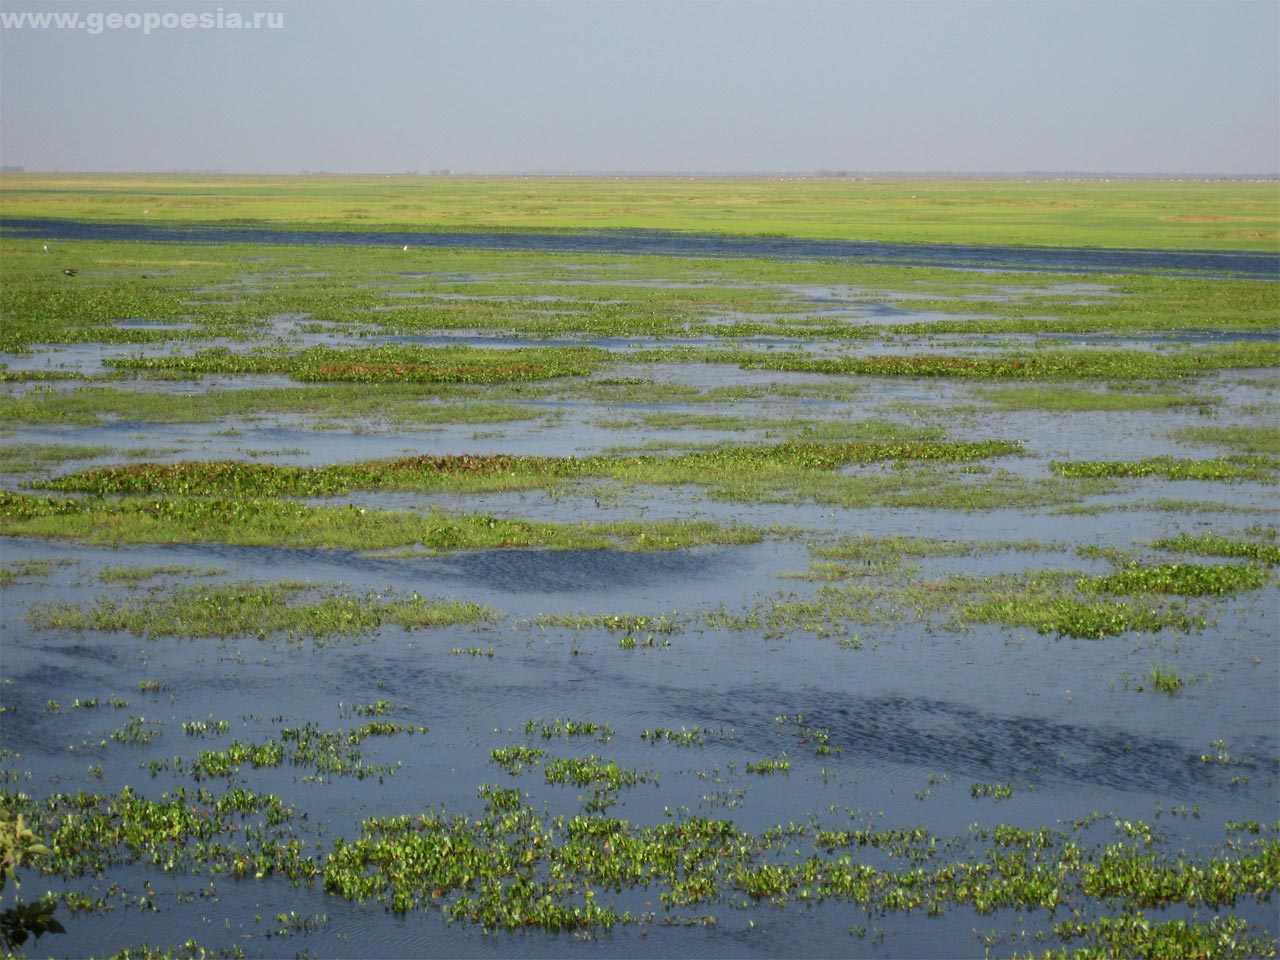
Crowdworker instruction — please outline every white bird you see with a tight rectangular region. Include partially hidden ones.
[42,244,48,253]
[403,245,409,252]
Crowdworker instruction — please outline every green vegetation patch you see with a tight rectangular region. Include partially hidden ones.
[961,596,1199,640]
[27,581,497,641]
[18,785,312,883]
[1052,498,1276,518]
[970,782,1015,800]
[0,369,87,383]
[189,721,421,781]
[975,385,1218,413]
[106,344,609,384]
[0,560,59,587]
[1051,456,1278,482]
[0,384,545,427]
[0,491,760,553]
[490,745,546,776]
[0,444,111,474]
[35,455,582,498]
[543,756,655,790]
[730,344,1280,381]
[716,555,1225,640]
[1025,914,1276,960]
[886,274,1280,337]
[1153,530,1280,566]
[0,281,244,353]
[962,593,1198,640]
[1170,424,1280,456]
[37,440,1023,499]
[314,794,1280,934]
[0,384,542,428]
[525,718,613,741]
[813,534,1051,562]
[702,468,1106,512]
[98,564,224,583]
[1148,665,1185,695]
[7,772,1278,950]
[1077,562,1269,597]
[953,563,1245,637]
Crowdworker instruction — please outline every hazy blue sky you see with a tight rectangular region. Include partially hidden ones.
[1,0,1276,175]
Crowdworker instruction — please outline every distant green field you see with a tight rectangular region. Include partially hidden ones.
[1,173,1276,250]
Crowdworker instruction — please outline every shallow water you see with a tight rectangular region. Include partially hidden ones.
[3,543,1275,956]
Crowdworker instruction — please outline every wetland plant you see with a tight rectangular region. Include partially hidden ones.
[106,343,611,385]
[1153,530,1280,566]
[0,810,64,951]
[746,757,791,775]
[1078,562,1268,597]
[490,746,546,775]
[524,718,612,741]
[26,582,497,641]
[970,782,1016,800]
[1051,456,1278,482]
[1148,665,1185,694]
[640,727,707,747]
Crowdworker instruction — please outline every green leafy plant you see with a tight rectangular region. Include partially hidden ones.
[0,809,65,950]
[1148,664,1185,694]
[1078,562,1267,597]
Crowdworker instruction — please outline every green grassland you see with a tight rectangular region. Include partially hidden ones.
[2,173,1276,250]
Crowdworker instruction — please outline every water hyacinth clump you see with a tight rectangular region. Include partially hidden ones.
[7,782,1277,947]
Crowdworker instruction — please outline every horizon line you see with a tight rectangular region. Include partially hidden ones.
[2,168,1278,181]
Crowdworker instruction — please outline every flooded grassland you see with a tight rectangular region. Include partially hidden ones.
[0,229,1277,959]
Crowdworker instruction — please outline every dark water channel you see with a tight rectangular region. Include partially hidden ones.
[5,217,1278,278]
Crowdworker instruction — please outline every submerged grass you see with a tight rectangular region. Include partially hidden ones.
[703,468,1110,511]
[98,564,225,583]
[0,443,112,473]
[1170,424,1280,456]
[710,544,1258,640]
[812,534,1051,562]
[0,559,59,586]
[1052,498,1276,517]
